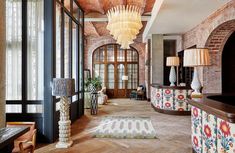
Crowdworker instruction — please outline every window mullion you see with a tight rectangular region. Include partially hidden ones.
[22,0,27,113]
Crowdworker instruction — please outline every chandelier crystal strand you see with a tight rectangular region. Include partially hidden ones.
[107,5,142,49]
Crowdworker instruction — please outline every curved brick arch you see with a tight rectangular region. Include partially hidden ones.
[85,37,146,84]
[203,20,235,93]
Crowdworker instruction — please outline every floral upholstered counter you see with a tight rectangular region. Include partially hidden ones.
[151,85,192,115]
[189,95,235,153]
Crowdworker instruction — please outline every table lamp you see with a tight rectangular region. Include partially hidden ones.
[122,75,128,81]
[122,75,128,97]
[52,78,75,148]
[183,48,210,96]
[166,56,179,86]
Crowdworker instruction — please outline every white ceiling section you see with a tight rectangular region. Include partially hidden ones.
[143,0,231,41]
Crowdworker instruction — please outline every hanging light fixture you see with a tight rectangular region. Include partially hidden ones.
[107,5,143,49]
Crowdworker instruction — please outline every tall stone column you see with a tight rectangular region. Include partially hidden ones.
[0,1,6,128]
[150,34,164,84]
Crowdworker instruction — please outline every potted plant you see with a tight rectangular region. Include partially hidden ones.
[84,77,102,92]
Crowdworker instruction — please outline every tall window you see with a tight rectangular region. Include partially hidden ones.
[27,0,44,100]
[6,0,44,113]
[55,0,84,110]
[93,44,139,96]
[6,0,22,100]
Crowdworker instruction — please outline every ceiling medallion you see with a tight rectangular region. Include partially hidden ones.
[107,5,143,49]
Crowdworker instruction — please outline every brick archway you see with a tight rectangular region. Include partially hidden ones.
[85,36,146,84]
[203,20,235,93]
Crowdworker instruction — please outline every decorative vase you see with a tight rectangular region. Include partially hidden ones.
[88,84,97,93]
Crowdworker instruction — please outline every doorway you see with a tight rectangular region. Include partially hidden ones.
[92,44,139,98]
[222,31,235,94]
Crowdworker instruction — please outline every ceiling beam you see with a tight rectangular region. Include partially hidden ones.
[84,16,150,22]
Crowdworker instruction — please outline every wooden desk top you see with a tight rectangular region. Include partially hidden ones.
[151,83,191,90]
[188,94,235,123]
[0,127,29,149]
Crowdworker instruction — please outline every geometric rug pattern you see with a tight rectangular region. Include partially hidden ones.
[94,116,157,139]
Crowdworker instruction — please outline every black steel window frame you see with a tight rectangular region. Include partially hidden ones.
[44,0,84,142]
[6,0,43,117]
[6,0,84,143]
[55,0,84,102]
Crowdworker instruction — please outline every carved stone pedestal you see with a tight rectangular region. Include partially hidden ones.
[56,96,73,148]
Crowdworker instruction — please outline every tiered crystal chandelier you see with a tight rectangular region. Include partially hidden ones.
[107,5,143,49]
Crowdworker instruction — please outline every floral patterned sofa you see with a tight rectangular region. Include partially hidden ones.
[151,85,192,115]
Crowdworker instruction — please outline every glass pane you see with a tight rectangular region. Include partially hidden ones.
[94,64,99,77]
[99,64,105,85]
[56,2,61,77]
[64,14,70,78]
[79,26,84,94]
[6,104,22,113]
[27,104,43,113]
[94,50,99,62]
[64,0,70,12]
[72,21,78,92]
[118,64,125,89]
[6,0,22,100]
[127,50,138,62]
[99,47,105,62]
[94,64,104,85]
[73,1,79,20]
[107,45,114,62]
[107,64,114,89]
[72,95,78,102]
[127,64,138,89]
[117,46,125,62]
[79,9,83,25]
[27,0,44,100]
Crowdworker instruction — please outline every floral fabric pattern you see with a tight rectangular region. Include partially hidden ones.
[175,89,191,111]
[217,119,234,153]
[151,87,162,108]
[151,87,191,112]
[202,111,217,153]
[163,89,173,110]
[192,107,235,153]
[192,106,202,153]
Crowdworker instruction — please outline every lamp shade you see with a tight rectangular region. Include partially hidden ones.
[166,56,180,66]
[183,48,210,67]
[122,75,128,81]
[52,78,75,96]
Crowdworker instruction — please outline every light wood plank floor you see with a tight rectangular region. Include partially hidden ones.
[36,99,192,153]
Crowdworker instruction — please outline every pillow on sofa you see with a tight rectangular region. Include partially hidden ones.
[137,87,142,91]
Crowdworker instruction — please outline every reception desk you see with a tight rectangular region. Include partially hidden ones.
[151,84,192,115]
[188,95,235,153]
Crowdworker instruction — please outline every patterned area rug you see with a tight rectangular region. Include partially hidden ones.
[94,116,157,139]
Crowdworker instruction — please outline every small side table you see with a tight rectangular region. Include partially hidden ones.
[0,127,29,153]
[90,92,98,115]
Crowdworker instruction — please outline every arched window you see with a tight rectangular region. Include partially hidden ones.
[93,44,139,98]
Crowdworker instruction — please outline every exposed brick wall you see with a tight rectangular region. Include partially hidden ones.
[183,1,235,93]
[84,36,146,85]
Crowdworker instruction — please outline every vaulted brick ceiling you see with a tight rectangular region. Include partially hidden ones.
[78,0,155,14]
[78,0,156,40]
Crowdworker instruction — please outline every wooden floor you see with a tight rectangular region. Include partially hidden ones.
[36,99,192,153]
